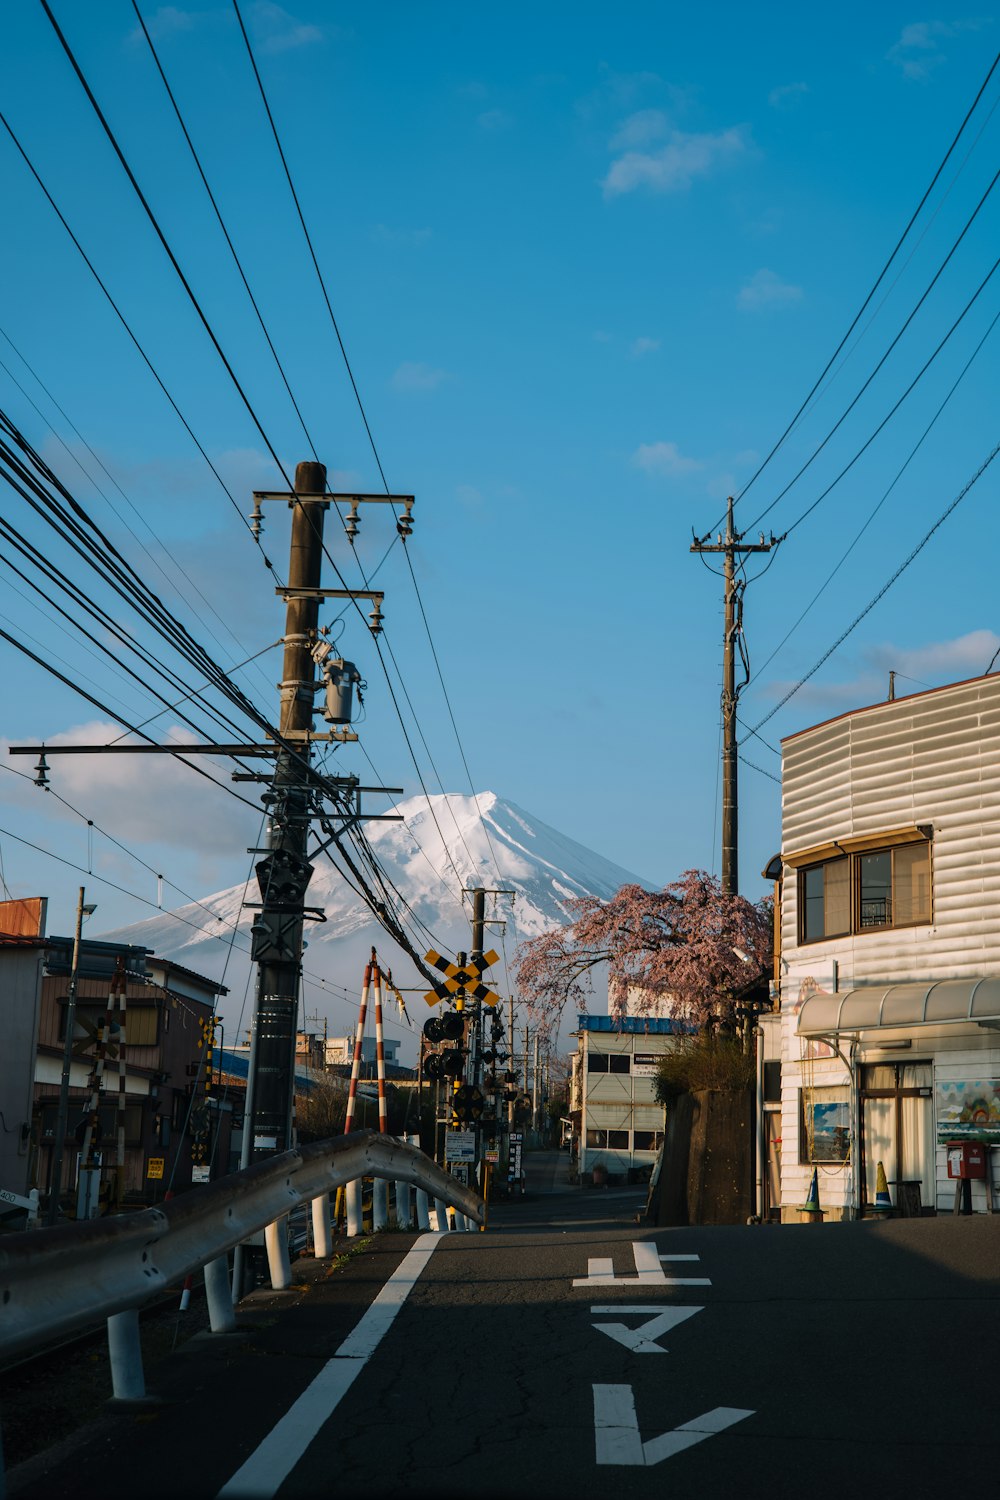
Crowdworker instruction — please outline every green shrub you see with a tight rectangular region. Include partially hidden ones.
[653,1034,754,1105]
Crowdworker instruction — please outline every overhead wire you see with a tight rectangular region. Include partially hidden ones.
[230,0,506,884]
[747,439,1000,734]
[713,46,1000,527]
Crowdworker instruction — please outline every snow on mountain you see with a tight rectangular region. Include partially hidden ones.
[99,792,649,1055]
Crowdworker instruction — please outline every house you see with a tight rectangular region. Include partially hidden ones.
[774,672,1000,1220]
[0,898,231,1215]
[570,1013,682,1183]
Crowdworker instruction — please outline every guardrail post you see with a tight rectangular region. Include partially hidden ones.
[372,1178,388,1232]
[414,1188,430,1230]
[204,1256,237,1333]
[107,1308,145,1401]
[264,1217,292,1290]
[311,1193,333,1259]
[396,1180,413,1228]
[433,1198,449,1233]
[346,1178,362,1237]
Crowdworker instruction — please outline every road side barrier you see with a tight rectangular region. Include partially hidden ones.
[396,1181,413,1229]
[414,1189,431,1231]
[372,1178,389,1232]
[0,1132,483,1364]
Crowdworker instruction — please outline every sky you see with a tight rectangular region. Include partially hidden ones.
[0,3,997,1009]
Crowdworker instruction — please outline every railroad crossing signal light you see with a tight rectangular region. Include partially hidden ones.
[438,1011,465,1041]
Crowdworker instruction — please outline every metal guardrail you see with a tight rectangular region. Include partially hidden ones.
[0,1131,482,1362]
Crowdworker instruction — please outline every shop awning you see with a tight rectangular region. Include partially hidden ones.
[796,979,1000,1036]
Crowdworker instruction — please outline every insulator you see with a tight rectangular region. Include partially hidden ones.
[250,498,263,542]
[33,752,49,790]
[344,501,360,544]
[396,500,414,539]
[369,599,383,636]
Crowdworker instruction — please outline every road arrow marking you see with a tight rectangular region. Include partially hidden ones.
[593,1385,753,1465]
[590,1304,703,1353]
[573,1242,711,1288]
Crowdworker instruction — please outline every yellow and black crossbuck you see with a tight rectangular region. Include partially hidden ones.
[423,947,500,1007]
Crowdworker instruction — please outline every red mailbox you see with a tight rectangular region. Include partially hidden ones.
[947,1141,987,1179]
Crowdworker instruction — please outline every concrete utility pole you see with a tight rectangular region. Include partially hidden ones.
[247,460,328,1160]
[690,497,778,896]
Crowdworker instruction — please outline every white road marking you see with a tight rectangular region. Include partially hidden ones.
[573,1241,711,1288]
[216,1233,444,1498]
[590,1304,703,1353]
[594,1385,753,1465]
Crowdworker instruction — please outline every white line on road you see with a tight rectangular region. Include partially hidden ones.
[216,1233,445,1498]
[573,1241,711,1288]
[593,1385,753,1465]
[591,1304,703,1353]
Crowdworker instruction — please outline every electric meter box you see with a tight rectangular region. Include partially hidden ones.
[946,1140,987,1179]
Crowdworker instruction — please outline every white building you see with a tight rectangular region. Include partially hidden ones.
[325,1035,400,1068]
[570,1014,680,1182]
[775,672,1000,1220]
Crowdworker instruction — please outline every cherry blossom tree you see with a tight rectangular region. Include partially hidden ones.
[514,870,772,1035]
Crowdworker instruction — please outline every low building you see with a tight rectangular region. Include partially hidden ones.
[775,672,1000,1219]
[571,1014,683,1182]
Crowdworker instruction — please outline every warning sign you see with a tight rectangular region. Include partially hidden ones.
[146,1157,164,1180]
[445,1130,476,1163]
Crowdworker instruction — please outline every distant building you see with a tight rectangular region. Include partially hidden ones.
[0,897,231,1217]
[326,1035,401,1069]
[570,1014,683,1182]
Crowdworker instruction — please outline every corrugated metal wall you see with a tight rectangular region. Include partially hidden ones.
[782,675,1000,981]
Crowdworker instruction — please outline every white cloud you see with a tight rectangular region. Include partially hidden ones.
[768,81,809,108]
[251,1,323,54]
[866,630,1000,680]
[130,6,195,43]
[887,19,985,79]
[0,721,258,858]
[738,268,803,311]
[391,362,450,392]
[455,484,485,509]
[609,109,670,150]
[632,441,703,478]
[603,125,748,198]
[629,336,660,358]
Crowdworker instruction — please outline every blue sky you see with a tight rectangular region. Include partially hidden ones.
[0,3,997,966]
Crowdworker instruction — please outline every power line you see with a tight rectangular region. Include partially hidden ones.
[745,163,1000,535]
[747,439,1000,734]
[751,299,1000,684]
[721,47,1000,524]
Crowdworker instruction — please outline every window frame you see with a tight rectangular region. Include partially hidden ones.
[797,838,932,945]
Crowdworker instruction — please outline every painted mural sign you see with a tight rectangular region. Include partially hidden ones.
[935,1079,1000,1144]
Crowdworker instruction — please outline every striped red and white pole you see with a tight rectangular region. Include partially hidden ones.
[372,959,388,1136]
[178,1273,194,1313]
[343,953,373,1136]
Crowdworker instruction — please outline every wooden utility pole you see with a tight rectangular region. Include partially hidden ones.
[247,460,328,1159]
[691,497,778,896]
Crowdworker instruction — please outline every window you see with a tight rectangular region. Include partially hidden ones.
[633,1130,664,1152]
[586,1128,630,1149]
[801,857,850,942]
[588,1052,630,1073]
[799,1087,851,1164]
[799,841,930,943]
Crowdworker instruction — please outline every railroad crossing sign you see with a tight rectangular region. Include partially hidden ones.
[423,948,500,1007]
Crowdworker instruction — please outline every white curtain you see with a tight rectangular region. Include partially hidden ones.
[900,1064,934,1210]
[863,1096,894,1199]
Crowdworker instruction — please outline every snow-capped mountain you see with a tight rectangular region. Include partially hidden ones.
[100,792,648,1055]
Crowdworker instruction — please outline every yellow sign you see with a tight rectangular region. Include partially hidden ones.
[146,1157,164,1180]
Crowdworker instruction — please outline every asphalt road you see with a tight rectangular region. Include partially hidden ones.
[8,1150,1000,1500]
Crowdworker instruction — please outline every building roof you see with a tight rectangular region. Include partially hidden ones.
[781,671,999,745]
[576,1014,684,1035]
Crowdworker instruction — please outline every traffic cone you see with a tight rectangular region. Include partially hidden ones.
[797,1164,821,1212]
[873,1161,893,1216]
